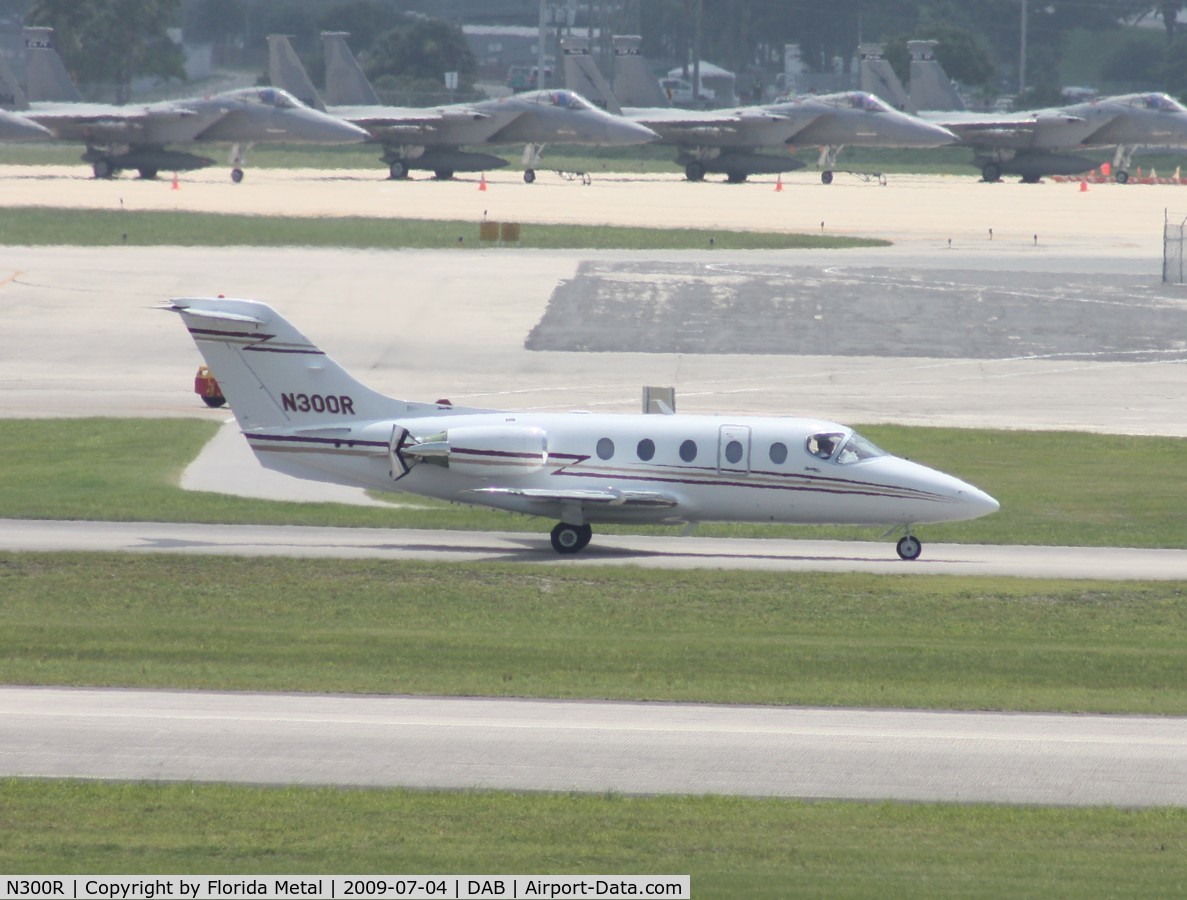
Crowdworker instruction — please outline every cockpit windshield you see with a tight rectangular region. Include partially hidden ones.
[255,87,299,109]
[1147,93,1186,112]
[806,430,887,465]
[526,90,588,111]
[847,91,889,112]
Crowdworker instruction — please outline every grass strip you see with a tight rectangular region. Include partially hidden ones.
[0,206,883,250]
[4,419,1187,549]
[3,553,1186,713]
[1,780,1185,898]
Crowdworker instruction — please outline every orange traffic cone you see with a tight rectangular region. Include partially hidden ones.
[478,173,487,192]
[774,174,783,192]
[171,173,179,190]
[1079,180,1088,192]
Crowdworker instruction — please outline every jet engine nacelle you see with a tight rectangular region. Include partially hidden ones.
[394,424,548,477]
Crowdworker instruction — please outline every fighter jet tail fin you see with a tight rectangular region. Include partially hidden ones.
[267,34,326,112]
[321,32,380,107]
[562,36,621,114]
[612,35,670,108]
[858,43,908,111]
[0,52,29,110]
[908,40,965,114]
[168,298,423,432]
[23,27,82,103]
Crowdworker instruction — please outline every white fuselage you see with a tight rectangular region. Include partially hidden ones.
[244,410,998,529]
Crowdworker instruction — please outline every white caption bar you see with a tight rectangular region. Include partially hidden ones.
[0,877,691,900]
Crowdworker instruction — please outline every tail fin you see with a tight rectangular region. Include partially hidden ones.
[23,27,83,102]
[168,297,415,430]
[267,34,326,111]
[858,43,908,111]
[321,32,380,106]
[908,40,965,113]
[0,52,29,110]
[562,36,621,114]
[612,35,669,108]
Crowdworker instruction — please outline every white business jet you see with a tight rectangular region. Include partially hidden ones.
[168,298,999,559]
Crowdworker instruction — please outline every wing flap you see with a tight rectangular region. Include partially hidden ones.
[467,486,678,508]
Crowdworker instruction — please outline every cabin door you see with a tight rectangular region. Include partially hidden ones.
[717,425,752,475]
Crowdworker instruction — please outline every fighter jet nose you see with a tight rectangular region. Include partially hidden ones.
[286,108,370,144]
[607,118,660,145]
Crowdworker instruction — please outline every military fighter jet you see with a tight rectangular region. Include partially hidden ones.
[268,33,657,182]
[0,29,369,181]
[566,35,955,183]
[931,93,1187,183]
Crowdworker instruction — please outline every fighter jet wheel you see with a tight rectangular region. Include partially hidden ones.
[201,395,227,409]
[523,168,536,183]
[821,170,834,185]
[92,160,114,179]
[896,535,922,561]
[138,168,158,180]
[389,161,408,179]
[726,171,748,184]
[685,161,705,182]
[231,167,244,184]
[1115,170,1129,185]
[551,522,592,554]
[981,162,1002,183]
[434,169,454,180]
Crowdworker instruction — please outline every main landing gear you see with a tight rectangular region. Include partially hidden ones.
[550,522,593,554]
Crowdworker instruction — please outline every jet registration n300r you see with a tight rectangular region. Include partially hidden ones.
[168,299,998,559]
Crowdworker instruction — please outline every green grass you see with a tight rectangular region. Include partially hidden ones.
[0,206,884,250]
[3,553,1186,713]
[4,418,1186,549]
[2,781,1185,898]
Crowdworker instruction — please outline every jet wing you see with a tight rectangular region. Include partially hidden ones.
[467,486,678,508]
[26,103,158,141]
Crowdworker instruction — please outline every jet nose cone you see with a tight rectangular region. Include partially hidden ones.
[284,108,370,144]
[0,111,51,142]
[896,117,957,147]
[958,485,1000,519]
[603,116,660,145]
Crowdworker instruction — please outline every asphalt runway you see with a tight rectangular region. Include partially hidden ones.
[3,163,1187,807]
[4,686,1185,807]
[5,518,1187,578]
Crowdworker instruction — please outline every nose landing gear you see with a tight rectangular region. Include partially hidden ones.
[896,533,922,561]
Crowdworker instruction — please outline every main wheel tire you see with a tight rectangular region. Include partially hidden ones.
[138,168,158,180]
[821,170,834,185]
[389,161,408,179]
[896,535,922,561]
[981,162,1001,183]
[92,160,114,179]
[725,171,747,184]
[685,161,705,182]
[523,168,536,183]
[434,169,454,180]
[1115,170,1129,185]
[551,522,592,555]
[230,167,244,184]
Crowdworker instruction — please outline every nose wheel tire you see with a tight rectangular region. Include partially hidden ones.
[523,168,536,183]
[230,167,244,183]
[551,522,593,554]
[821,170,833,185]
[896,535,922,561]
